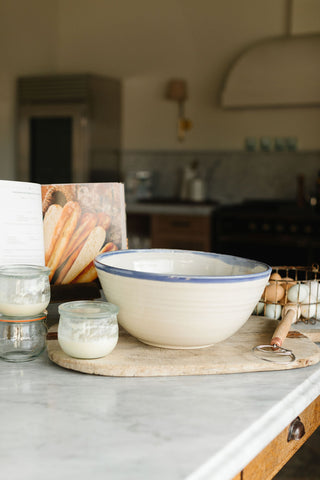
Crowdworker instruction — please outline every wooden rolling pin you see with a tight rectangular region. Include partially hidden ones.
[271,303,301,348]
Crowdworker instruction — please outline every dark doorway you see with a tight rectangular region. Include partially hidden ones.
[30,117,72,184]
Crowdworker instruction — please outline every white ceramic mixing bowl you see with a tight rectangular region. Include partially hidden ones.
[95,249,271,349]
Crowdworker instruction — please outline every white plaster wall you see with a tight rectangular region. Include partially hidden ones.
[0,0,319,180]
[0,0,58,179]
[292,0,320,34]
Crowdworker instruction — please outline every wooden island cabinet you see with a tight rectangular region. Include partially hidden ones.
[233,395,320,480]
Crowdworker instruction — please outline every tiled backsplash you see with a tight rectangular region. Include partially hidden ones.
[120,150,320,205]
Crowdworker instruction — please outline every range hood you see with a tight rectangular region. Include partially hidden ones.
[221,34,320,109]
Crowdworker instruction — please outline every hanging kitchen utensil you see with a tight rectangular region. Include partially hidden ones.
[253,304,301,364]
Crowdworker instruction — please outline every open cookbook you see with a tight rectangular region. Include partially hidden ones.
[0,180,127,285]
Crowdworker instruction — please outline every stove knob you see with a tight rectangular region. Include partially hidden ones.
[248,222,257,231]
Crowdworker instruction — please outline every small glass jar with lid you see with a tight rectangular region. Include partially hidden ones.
[0,312,47,362]
[0,264,50,317]
[58,301,119,359]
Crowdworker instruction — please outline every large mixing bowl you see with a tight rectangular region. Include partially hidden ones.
[94,249,271,349]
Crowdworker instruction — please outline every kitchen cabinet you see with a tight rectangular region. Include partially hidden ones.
[126,202,215,251]
[127,199,320,263]
[151,214,211,251]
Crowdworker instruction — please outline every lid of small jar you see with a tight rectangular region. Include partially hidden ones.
[0,264,50,278]
[0,312,47,323]
[58,300,119,318]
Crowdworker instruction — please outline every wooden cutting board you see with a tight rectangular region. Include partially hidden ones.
[46,316,320,377]
[291,321,320,343]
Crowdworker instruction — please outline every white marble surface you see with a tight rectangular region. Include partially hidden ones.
[0,352,320,480]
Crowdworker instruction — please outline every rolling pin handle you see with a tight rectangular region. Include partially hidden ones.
[271,338,282,348]
[270,307,297,348]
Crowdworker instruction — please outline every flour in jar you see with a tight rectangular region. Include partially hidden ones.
[58,334,118,359]
[0,301,48,317]
[57,300,119,359]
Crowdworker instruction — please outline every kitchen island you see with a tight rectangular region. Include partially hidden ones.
[0,348,319,479]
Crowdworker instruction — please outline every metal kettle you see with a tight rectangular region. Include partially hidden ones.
[180,160,205,202]
[189,175,205,202]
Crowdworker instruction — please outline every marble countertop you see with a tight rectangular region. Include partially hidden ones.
[126,201,217,216]
[1,352,320,480]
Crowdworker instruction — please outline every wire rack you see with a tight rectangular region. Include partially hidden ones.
[257,265,320,324]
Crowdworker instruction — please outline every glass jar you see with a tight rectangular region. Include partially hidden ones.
[0,312,47,362]
[0,265,50,317]
[58,301,119,359]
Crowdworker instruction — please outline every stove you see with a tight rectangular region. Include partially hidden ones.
[213,200,320,266]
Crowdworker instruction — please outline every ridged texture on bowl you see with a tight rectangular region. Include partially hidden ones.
[95,250,271,349]
[97,272,268,348]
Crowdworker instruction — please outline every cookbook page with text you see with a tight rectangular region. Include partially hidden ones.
[0,180,45,265]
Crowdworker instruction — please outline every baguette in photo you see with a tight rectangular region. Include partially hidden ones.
[61,225,106,284]
[59,212,97,266]
[47,201,81,281]
[72,241,117,283]
[45,201,80,265]
[54,242,85,285]
[43,204,62,255]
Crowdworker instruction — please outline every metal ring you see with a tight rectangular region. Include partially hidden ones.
[252,345,296,363]
[257,344,293,355]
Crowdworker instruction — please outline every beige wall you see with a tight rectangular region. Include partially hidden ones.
[0,0,58,178]
[292,0,320,34]
[0,0,320,179]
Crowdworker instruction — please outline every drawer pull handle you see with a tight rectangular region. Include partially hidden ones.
[287,416,305,442]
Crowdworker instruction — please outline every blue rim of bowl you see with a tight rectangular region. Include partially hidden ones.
[94,249,272,283]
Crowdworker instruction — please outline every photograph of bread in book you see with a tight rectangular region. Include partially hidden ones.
[41,183,126,285]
